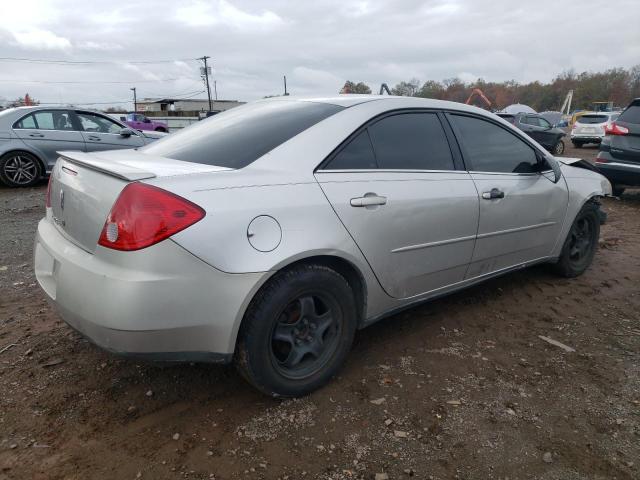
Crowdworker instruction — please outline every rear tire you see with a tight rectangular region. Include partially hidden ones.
[553,202,600,278]
[154,127,167,133]
[235,264,357,397]
[0,151,42,187]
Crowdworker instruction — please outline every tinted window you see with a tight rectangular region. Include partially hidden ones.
[367,113,454,170]
[618,105,640,124]
[325,130,376,170]
[538,117,552,128]
[142,101,343,168]
[577,115,608,124]
[497,114,516,124]
[450,114,538,173]
[77,112,123,134]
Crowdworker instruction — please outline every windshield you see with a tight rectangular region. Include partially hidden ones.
[577,115,608,124]
[141,100,344,169]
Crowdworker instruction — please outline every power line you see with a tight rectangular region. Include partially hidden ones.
[0,77,194,85]
[36,90,206,106]
[0,56,198,65]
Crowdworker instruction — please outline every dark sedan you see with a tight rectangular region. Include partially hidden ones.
[497,112,566,155]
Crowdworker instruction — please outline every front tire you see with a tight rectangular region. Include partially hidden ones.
[0,151,42,187]
[612,185,625,197]
[554,202,600,278]
[552,140,565,155]
[235,264,357,397]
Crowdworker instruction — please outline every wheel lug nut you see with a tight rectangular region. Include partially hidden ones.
[310,323,316,330]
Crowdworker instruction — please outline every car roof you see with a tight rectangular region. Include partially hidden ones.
[257,95,498,115]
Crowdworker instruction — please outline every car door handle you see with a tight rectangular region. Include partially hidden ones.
[350,194,387,207]
[29,133,44,137]
[87,135,101,141]
[482,188,505,200]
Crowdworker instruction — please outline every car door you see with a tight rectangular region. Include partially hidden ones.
[76,111,145,152]
[315,111,479,299]
[535,116,558,149]
[12,110,85,170]
[446,113,568,278]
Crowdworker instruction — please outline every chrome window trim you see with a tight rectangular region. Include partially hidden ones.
[316,168,467,174]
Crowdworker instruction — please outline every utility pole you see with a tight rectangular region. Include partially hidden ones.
[130,87,137,112]
[199,56,213,111]
[283,75,289,96]
[214,80,218,101]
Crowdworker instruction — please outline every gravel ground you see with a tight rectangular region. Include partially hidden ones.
[1,144,639,480]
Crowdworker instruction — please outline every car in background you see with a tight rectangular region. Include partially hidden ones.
[596,98,640,196]
[496,112,566,155]
[0,106,166,187]
[117,113,169,133]
[570,112,620,148]
[35,96,610,397]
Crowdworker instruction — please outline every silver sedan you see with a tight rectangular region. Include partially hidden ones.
[0,106,165,187]
[34,96,611,396]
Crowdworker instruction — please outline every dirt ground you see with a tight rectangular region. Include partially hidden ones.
[1,144,639,480]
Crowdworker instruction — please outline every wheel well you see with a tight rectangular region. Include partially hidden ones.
[274,255,367,326]
[1,149,46,176]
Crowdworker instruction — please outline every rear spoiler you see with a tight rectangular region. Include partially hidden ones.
[57,151,156,181]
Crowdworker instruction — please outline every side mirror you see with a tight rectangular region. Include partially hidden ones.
[548,156,562,183]
[120,128,134,137]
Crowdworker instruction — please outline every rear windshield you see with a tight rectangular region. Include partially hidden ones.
[141,101,344,168]
[618,104,640,124]
[577,115,608,124]
[497,114,516,124]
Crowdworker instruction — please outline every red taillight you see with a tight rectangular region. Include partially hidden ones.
[604,122,629,136]
[45,174,53,208]
[98,183,205,251]
[595,152,610,163]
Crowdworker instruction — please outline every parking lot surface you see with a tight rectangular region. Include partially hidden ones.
[1,145,639,479]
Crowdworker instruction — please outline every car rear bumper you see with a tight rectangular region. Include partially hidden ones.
[34,216,268,361]
[594,154,640,187]
[571,134,604,142]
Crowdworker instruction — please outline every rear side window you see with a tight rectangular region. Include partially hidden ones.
[497,114,516,124]
[325,130,377,169]
[14,114,37,129]
[450,114,538,173]
[578,115,608,124]
[618,104,640,124]
[368,113,454,170]
[141,101,344,169]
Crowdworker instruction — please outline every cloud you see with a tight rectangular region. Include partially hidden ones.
[10,29,71,50]
[0,0,639,106]
[175,0,284,30]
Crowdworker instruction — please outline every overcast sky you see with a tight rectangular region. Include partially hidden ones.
[1,0,639,108]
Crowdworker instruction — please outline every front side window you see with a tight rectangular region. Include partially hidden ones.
[450,114,539,173]
[142,100,344,169]
[77,112,123,134]
[538,117,552,129]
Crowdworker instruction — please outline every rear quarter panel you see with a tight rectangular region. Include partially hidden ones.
[149,174,393,319]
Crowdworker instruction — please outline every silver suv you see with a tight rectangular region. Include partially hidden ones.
[571,112,620,148]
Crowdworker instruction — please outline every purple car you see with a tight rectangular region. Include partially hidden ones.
[120,113,169,133]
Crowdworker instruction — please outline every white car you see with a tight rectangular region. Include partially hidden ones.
[571,112,621,147]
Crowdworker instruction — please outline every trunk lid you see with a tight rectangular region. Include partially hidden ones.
[49,150,229,253]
